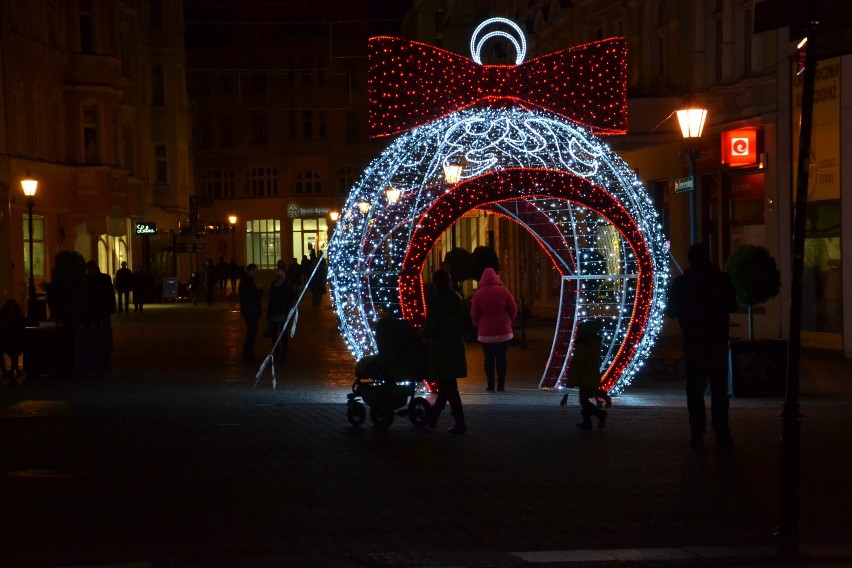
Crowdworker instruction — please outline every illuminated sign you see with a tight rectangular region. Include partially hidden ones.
[721,128,760,166]
[134,222,157,235]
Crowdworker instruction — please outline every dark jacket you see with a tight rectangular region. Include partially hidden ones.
[86,271,116,322]
[567,326,602,389]
[666,262,737,345]
[267,280,295,323]
[423,290,470,380]
[371,316,426,380]
[238,274,262,320]
[114,267,133,292]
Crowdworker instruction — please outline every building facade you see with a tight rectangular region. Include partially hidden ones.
[0,0,192,312]
[402,0,852,357]
[184,1,406,277]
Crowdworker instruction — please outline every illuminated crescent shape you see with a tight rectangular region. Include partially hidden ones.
[328,107,669,394]
[470,17,527,65]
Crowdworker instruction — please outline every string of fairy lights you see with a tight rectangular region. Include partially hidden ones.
[328,20,669,394]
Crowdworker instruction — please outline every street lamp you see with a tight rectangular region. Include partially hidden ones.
[21,171,38,321]
[228,214,237,261]
[385,187,401,204]
[676,107,708,244]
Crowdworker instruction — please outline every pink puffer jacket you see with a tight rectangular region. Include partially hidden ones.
[470,268,518,343]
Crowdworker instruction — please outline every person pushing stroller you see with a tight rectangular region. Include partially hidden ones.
[563,319,609,430]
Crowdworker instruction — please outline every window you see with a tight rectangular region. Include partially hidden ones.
[23,214,45,282]
[338,166,354,194]
[79,12,93,53]
[197,115,212,148]
[152,64,165,106]
[302,110,313,139]
[219,115,232,147]
[295,170,322,194]
[201,169,235,199]
[250,111,268,145]
[319,110,328,140]
[347,111,359,143]
[246,219,281,269]
[83,105,99,162]
[154,144,167,183]
[247,166,278,197]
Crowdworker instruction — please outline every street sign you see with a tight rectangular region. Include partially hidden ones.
[674,176,694,193]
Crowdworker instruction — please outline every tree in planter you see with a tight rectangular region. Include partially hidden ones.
[724,245,781,341]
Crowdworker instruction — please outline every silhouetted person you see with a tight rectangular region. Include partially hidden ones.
[267,268,295,361]
[113,261,133,314]
[309,256,327,307]
[188,272,201,305]
[566,320,608,430]
[666,243,737,450]
[0,298,25,382]
[287,257,301,291]
[239,263,263,363]
[216,256,228,291]
[423,268,470,434]
[85,260,116,365]
[227,258,238,293]
[131,265,147,313]
[202,258,216,305]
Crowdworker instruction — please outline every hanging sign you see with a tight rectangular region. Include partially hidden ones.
[721,128,760,166]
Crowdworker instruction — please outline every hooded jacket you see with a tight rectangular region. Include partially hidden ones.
[470,268,517,343]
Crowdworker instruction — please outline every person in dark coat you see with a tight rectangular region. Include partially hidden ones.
[188,271,201,305]
[309,256,327,307]
[0,298,26,381]
[85,260,116,359]
[287,258,301,291]
[666,243,738,449]
[423,268,471,434]
[238,263,263,363]
[202,258,216,305]
[566,319,608,430]
[266,269,295,361]
[113,261,133,314]
[131,265,147,313]
[216,256,228,292]
[227,258,238,293]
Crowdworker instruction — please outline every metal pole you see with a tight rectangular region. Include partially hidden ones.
[687,149,697,244]
[26,198,36,322]
[777,21,818,563]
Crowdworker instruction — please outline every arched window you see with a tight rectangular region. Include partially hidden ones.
[247,166,278,197]
[295,170,323,194]
[201,169,235,199]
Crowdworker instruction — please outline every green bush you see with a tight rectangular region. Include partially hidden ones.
[724,245,781,307]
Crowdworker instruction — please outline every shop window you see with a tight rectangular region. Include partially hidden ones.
[23,214,45,283]
[246,219,281,270]
[802,201,842,333]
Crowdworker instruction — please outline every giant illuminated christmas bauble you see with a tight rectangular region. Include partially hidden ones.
[327,19,669,394]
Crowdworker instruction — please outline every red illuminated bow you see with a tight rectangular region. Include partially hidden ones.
[368,36,627,138]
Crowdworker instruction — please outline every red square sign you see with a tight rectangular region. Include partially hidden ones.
[722,128,759,166]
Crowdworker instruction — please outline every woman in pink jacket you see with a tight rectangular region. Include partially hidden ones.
[470,267,518,391]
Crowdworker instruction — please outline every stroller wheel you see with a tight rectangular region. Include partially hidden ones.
[369,407,395,430]
[408,398,430,428]
[347,400,366,426]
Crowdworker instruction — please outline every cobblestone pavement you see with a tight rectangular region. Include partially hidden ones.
[1,292,851,568]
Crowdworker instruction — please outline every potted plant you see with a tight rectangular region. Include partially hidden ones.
[724,245,785,397]
[25,251,88,378]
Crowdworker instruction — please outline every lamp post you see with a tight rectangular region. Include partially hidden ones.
[228,214,237,262]
[21,171,38,321]
[676,107,708,244]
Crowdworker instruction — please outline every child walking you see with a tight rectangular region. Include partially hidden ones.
[564,319,609,430]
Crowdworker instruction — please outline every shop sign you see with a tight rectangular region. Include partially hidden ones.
[287,204,330,218]
[134,222,157,235]
[721,128,759,166]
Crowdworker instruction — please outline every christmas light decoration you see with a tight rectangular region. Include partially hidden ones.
[329,20,668,394]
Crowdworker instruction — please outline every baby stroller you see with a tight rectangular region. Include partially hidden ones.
[346,316,437,430]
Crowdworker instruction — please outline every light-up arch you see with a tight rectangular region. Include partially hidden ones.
[327,106,669,394]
